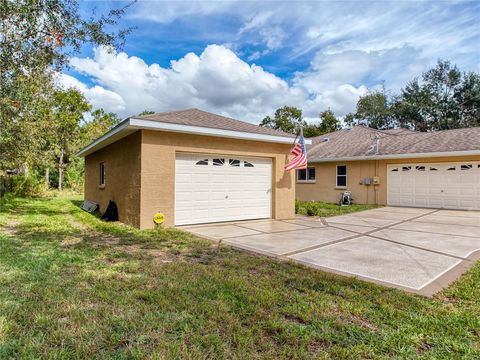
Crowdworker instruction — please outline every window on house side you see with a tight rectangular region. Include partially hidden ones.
[99,162,106,187]
[297,167,316,182]
[336,165,347,187]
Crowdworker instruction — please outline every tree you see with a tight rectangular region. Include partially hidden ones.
[349,88,394,129]
[1,0,133,171]
[456,72,480,128]
[393,60,480,131]
[391,80,435,131]
[302,123,322,138]
[318,109,341,134]
[138,110,155,116]
[50,89,91,191]
[0,71,56,171]
[80,109,121,147]
[260,106,305,134]
[301,110,341,138]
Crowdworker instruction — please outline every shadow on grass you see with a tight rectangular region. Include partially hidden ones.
[0,196,479,358]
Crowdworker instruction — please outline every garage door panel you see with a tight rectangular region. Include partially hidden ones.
[175,153,272,225]
[428,197,443,207]
[413,197,428,207]
[459,199,476,208]
[400,197,415,206]
[388,162,480,210]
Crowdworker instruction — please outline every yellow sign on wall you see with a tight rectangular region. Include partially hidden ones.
[153,213,165,224]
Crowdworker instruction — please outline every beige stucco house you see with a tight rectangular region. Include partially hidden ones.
[78,109,310,229]
[296,126,480,209]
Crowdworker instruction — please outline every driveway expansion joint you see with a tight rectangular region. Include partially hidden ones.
[181,208,480,296]
[286,209,442,258]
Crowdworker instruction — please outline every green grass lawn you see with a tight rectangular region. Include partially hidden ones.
[0,196,479,358]
[296,200,379,217]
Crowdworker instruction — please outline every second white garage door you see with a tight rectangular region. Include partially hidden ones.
[387,162,480,210]
[175,153,272,225]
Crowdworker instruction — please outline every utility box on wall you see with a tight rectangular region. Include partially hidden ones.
[373,176,380,185]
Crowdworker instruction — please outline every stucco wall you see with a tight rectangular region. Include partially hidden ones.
[140,130,295,229]
[296,155,480,205]
[84,131,142,227]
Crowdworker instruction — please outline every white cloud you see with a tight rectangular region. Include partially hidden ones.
[66,0,480,125]
[56,73,126,112]
[66,42,404,121]
[294,46,427,94]
[304,84,368,118]
[68,45,305,121]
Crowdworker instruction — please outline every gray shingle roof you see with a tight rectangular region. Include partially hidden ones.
[308,126,480,161]
[134,108,295,138]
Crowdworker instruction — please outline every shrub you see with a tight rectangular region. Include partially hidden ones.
[10,173,44,197]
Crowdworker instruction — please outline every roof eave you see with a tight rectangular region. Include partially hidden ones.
[77,117,310,157]
[309,149,480,162]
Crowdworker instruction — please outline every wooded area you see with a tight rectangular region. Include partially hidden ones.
[0,0,132,195]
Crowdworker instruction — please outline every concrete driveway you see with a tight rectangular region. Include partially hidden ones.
[180,207,480,296]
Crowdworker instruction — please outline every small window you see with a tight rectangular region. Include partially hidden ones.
[229,159,240,167]
[430,167,438,171]
[336,165,347,187]
[447,166,456,171]
[391,168,399,172]
[297,167,316,182]
[461,164,472,170]
[416,166,425,171]
[99,162,106,187]
[213,158,225,166]
[195,159,208,166]
[402,166,412,172]
[244,161,254,168]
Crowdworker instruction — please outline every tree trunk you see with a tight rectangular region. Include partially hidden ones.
[58,150,64,192]
[45,167,50,190]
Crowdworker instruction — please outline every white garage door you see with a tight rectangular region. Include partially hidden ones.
[175,153,272,225]
[387,162,480,210]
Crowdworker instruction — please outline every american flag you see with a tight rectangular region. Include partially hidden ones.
[285,128,307,171]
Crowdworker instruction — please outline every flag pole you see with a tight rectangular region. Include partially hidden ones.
[289,125,301,153]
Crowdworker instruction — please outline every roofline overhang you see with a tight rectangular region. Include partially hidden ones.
[309,149,480,163]
[77,118,310,157]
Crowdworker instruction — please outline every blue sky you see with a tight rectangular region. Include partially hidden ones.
[62,0,480,122]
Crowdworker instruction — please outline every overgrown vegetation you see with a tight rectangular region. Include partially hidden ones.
[295,200,379,217]
[0,196,479,358]
[0,0,131,195]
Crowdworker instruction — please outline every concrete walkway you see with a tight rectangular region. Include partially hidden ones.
[179,207,480,296]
